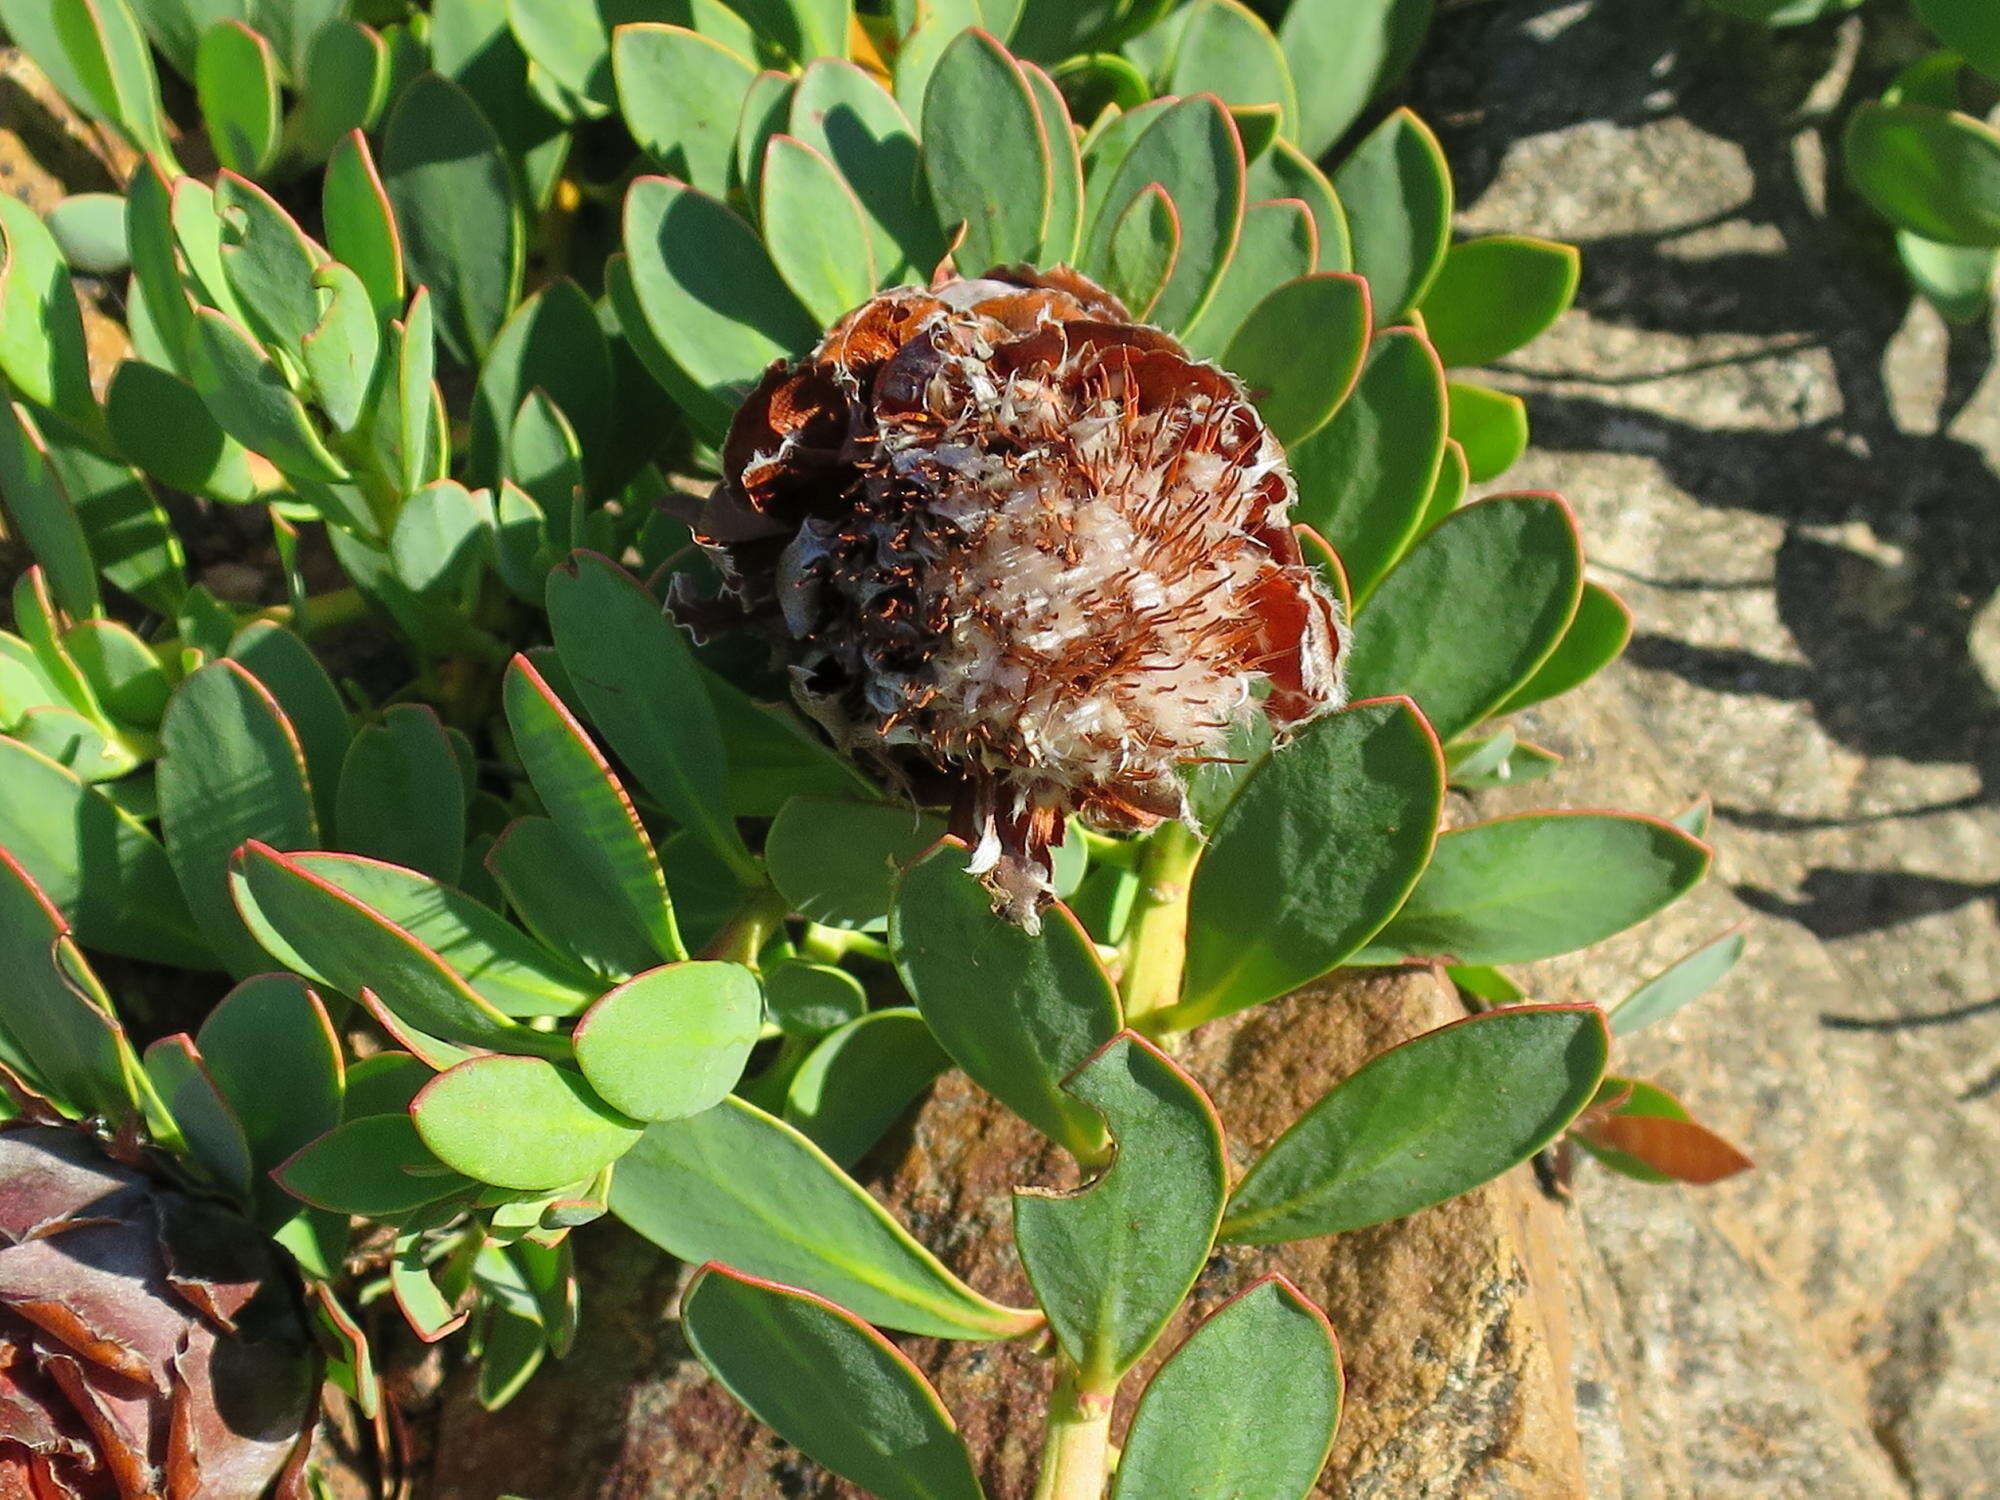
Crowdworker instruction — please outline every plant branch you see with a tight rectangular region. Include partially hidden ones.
[1031,1360,1116,1500]
[1115,821,1199,1029]
[696,885,792,971]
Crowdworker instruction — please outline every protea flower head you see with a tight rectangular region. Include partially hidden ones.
[0,1126,317,1500]
[683,265,1346,926]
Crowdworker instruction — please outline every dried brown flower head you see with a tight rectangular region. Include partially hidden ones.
[0,1127,317,1500]
[684,266,1345,925]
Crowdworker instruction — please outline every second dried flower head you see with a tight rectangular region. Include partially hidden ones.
[682,266,1346,925]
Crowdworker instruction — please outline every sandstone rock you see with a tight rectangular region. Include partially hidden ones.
[1411,3,2000,1493]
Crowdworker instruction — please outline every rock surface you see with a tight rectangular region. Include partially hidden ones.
[1412,3,2000,1494]
[425,968,1590,1499]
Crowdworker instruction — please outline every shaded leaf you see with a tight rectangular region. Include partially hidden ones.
[1014,1034,1225,1386]
[682,1267,985,1500]
[890,842,1122,1161]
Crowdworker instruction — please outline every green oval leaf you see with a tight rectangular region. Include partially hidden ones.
[284,850,602,1019]
[1112,1275,1342,1500]
[622,175,818,416]
[1082,95,1244,332]
[485,814,660,982]
[1445,380,1529,482]
[335,704,468,884]
[762,133,877,324]
[413,1053,642,1190]
[0,736,207,967]
[1277,0,1431,157]
[186,306,350,483]
[682,1266,985,1500]
[1289,327,1447,601]
[1609,925,1747,1038]
[612,1094,1040,1339]
[227,620,352,832]
[232,840,569,1057]
[1221,1004,1608,1243]
[1224,272,1369,446]
[1248,137,1350,271]
[144,1034,254,1195]
[106,360,257,505]
[784,1007,949,1166]
[1418,235,1580,369]
[789,58,942,279]
[196,20,282,177]
[0,194,102,435]
[1105,182,1180,320]
[502,651,686,962]
[1359,812,1712,966]
[274,1113,475,1216]
[0,400,99,621]
[1331,107,1452,322]
[1014,1033,1225,1387]
[196,974,345,1183]
[546,552,755,879]
[613,23,756,197]
[1845,100,2000,248]
[1493,580,1632,717]
[158,659,318,977]
[0,850,145,1120]
[573,960,762,1121]
[46,193,126,276]
[1171,697,1444,1030]
[381,72,524,363]
[323,130,405,322]
[922,28,1051,273]
[890,842,1122,1161]
[1180,198,1318,359]
[470,279,613,490]
[1345,494,1584,743]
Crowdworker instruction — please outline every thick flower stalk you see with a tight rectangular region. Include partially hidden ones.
[0,1127,317,1500]
[685,266,1346,925]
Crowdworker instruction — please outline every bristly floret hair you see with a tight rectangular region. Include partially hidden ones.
[677,264,1347,928]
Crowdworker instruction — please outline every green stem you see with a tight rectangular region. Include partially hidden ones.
[230,587,370,641]
[1116,821,1200,1030]
[1031,1361,1116,1500]
[800,924,893,965]
[696,885,791,971]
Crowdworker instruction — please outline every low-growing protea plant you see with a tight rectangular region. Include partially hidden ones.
[691,265,1344,924]
[0,0,1756,1494]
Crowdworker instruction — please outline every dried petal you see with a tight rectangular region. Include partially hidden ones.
[687,266,1345,924]
[0,1136,145,1248]
[0,1129,317,1497]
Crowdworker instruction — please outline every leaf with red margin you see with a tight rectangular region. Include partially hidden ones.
[502,651,686,963]
[681,1265,985,1500]
[890,839,1122,1162]
[1357,811,1712,967]
[1222,1004,1609,1243]
[1169,697,1445,1031]
[1014,1033,1226,1389]
[1112,1275,1342,1500]
[229,842,567,1059]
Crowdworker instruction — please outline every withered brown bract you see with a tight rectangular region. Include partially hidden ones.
[682,266,1346,927]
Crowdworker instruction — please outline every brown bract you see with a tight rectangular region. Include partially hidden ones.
[0,1128,317,1500]
[684,266,1345,925]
